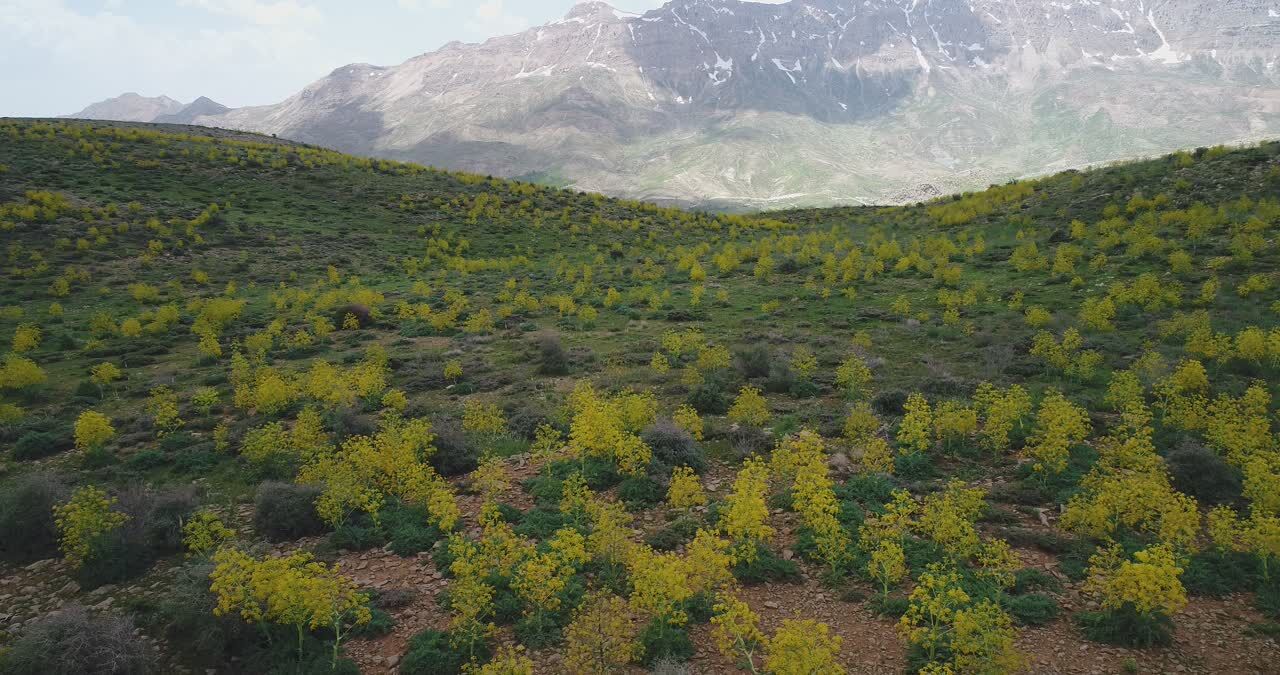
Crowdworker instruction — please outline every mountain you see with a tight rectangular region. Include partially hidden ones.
[154,97,231,125]
[63,93,184,123]
[129,1,1280,207]
[62,94,228,126]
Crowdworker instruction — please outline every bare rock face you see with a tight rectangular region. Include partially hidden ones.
[121,1,1280,206]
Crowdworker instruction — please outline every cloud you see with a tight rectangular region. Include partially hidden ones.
[177,0,322,26]
[468,0,527,34]
[0,0,330,111]
[396,0,451,9]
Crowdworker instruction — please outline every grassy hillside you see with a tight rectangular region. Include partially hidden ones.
[0,119,1277,674]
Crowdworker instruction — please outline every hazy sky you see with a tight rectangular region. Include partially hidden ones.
[0,0,788,118]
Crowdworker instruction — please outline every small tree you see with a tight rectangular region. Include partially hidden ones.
[897,393,933,455]
[719,457,775,563]
[711,595,765,672]
[564,591,639,674]
[764,619,844,675]
[73,410,115,452]
[666,465,707,512]
[53,485,127,568]
[728,385,770,427]
[210,548,371,667]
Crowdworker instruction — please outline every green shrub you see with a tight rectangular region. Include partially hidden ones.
[12,431,69,461]
[1165,444,1242,506]
[1004,593,1060,626]
[330,519,384,551]
[1012,568,1063,594]
[380,500,442,556]
[645,516,699,551]
[735,344,772,378]
[0,471,68,563]
[400,630,484,675]
[1077,605,1174,647]
[732,544,801,585]
[618,475,664,510]
[638,618,694,666]
[1182,550,1256,597]
[253,481,328,542]
[514,507,570,540]
[686,381,728,415]
[894,451,935,480]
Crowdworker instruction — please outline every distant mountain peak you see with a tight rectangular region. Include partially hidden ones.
[564,1,633,21]
[62,93,185,123]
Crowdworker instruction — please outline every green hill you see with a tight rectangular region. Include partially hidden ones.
[0,119,1277,674]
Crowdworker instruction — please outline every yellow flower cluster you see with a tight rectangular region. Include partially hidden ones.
[74,410,115,451]
[719,456,775,562]
[727,385,771,427]
[298,415,458,531]
[771,431,850,572]
[566,382,653,476]
[1022,390,1091,475]
[896,393,933,454]
[182,510,236,556]
[1085,543,1187,617]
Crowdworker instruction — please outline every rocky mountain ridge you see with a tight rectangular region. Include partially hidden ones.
[69,0,1280,207]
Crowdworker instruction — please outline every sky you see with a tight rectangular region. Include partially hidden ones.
[0,0,788,118]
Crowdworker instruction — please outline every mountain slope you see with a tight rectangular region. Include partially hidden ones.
[0,118,1278,674]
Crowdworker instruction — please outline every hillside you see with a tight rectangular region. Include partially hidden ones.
[0,119,1278,674]
[146,0,1280,208]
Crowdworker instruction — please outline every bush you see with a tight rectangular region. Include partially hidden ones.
[1182,550,1256,597]
[380,500,442,556]
[1012,568,1063,594]
[1077,605,1174,647]
[639,619,694,666]
[536,333,570,376]
[0,471,68,563]
[0,604,152,674]
[1165,444,1242,506]
[869,594,910,617]
[686,381,728,415]
[430,421,478,477]
[253,481,328,542]
[1256,577,1280,619]
[764,360,795,394]
[515,507,571,540]
[619,476,664,510]
[141,562,252,667]
[333,304,373,328]
[12,430,70,461]
[400,629,484,675]
[331,520,384,551]
[732,544,801,585]
[894,451,935,480]
[642,421,705,474]
[872,390,908,416]
[645,516,699,551]
[729,425,771,459]
[735,344,772,379]
[1004,593,1059,626]
[76,485,196,588]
